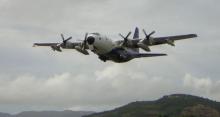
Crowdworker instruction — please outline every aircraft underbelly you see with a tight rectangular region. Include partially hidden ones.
[101,48,134,63]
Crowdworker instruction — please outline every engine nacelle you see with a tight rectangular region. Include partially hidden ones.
[75,46,89,55]
[62,42,73,49]
[166,39,175,46]
[51,45,62,52]
[137,42,151,52]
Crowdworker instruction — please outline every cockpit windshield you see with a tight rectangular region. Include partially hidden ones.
[91,33,101,36]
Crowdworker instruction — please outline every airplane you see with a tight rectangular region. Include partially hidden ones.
[33,27,197,63]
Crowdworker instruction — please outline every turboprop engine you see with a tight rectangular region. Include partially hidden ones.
[51,45,62,52]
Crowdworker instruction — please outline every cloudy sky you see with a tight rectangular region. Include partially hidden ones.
[0,0,220,114]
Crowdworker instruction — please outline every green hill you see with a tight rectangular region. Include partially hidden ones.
[84,94,220,117]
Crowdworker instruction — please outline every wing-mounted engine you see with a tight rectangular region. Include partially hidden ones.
[136,29,156,52]
[119,32,133,47]
[118,29,153,52]
[60,34,72,48]
[73,33,90,55]
[49,33,89,55]
[140,30,177,47]
[166,39,175,46]
[137,41,151,52]
[142,29,155,45]
[51,45,62,52]
[50,34,73,52]
[75,46,89,55]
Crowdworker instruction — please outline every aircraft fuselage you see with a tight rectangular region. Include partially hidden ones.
[86,33,135,63]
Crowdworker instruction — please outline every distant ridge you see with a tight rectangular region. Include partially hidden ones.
[85,94,220,117]
[0,110,94,117]
[0,112,10,117]
[1,94,220,117]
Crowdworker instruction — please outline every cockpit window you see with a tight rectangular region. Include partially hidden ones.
[91,33,100,36]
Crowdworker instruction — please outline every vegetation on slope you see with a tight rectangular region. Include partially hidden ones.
[85,94,220,117]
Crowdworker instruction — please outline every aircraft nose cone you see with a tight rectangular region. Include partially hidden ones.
[87,36,95,45]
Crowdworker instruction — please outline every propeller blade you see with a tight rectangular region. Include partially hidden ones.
[143,29,148,37]
[82,33,88,50]
[143,29,155,39]
[142,29,156,45]
[119,32,132,47]
[84,33,88,41]
[61,34,72,44]
[125,32,132,39]
[61,34,65,41]
[149,31,155,37]
[59,34,72,47]
[65,37,72,42]
[119,32,131,39]
[119,33,125,39]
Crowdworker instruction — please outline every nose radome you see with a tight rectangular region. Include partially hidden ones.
[87,36,95,45]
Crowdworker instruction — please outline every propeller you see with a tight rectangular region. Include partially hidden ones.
[52,34,72,52]
[74,32,89,55]
[61,34,72,46]
[119,31,132,46]
[81,33,88,50]
[143,29,155,45]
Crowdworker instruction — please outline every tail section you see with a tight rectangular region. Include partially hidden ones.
[133,27,139,39]
[132,27,140,52]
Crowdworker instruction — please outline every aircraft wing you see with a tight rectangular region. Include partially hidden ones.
[151,34,197,46]
[33,43,59,47]
[33,42,89,55]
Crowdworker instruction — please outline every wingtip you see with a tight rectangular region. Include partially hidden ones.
[162,53,168,56]
[192,34,198,38]
[195,34,198,37]
[33,43,37,47]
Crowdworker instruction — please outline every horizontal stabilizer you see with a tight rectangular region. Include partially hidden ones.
[134,53,167,58]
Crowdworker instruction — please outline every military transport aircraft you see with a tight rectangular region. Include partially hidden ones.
[33,27,197,63]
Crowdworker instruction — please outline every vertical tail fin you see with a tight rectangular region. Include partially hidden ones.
[133,27,139,39]
[133,27,139,53]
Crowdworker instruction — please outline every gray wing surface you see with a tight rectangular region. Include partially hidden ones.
[151,34,197,46]
[33,43,59,47]
[33,42,83,47]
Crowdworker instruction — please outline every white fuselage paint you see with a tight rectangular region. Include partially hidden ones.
[85,33,137,63]
[87,33,117,55]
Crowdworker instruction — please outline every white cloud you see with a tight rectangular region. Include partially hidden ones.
[0,65,220,112]
[182,74,220,101]
[0,63,179,109]
[183,74,212,93]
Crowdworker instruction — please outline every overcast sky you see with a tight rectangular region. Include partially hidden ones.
[0,0,220,114]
